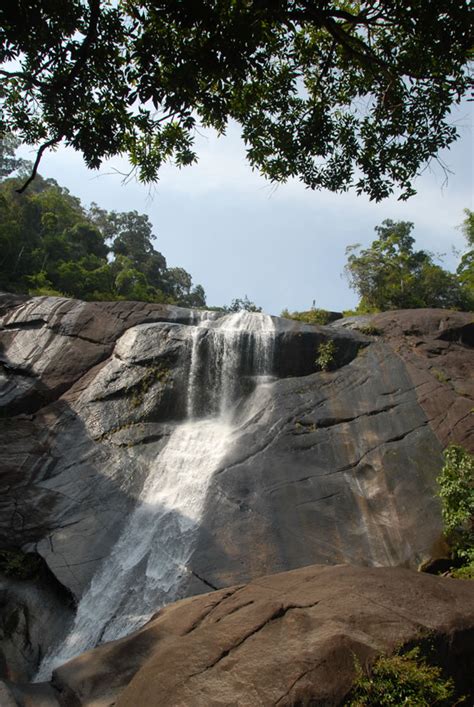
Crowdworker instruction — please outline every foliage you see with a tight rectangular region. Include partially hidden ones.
[344,219,471,312]
[129,362,170,408]
[1,2,472,200]
[0,133,32,181]
[451,563,474,580]
[315,340,337,371]
[437,445,474,575]
[459,208,474,248]
[0,549,42,580]
[432,368,449,385]
[345,648,456,706]
[456,209,474,307]
[224,296,262,313]
[281,307,331,325]
[0,173,206,307]
[355,325,381,336]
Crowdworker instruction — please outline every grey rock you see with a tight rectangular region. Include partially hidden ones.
[0,571,73,682]
[0,296,473,674]
[187,341,445,593]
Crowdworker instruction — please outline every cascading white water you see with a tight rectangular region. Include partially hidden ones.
[36,311,275,680]
[187,310,276,418]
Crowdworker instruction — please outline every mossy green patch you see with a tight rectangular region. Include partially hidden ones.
[432,368,449,384]
[130,361,171,408]
[356,325,381,336]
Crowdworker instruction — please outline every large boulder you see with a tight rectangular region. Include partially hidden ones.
[3,564,474,706]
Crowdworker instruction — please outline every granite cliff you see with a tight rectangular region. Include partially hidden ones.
[0,294,473,697]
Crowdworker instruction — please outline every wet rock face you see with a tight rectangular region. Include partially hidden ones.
[0,296,473,676]
[334,309,474,451]
[6,565,474,706]
[0,296,367,599]
[190,343,444,592]
[0,565,74,683]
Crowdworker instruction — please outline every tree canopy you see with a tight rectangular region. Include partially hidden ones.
[344,218,473,312]
[457,208,474,303]
[437,444,474,578]
[225,296,262,313]
[0,132,31,180]
[1,1,472,200]
[0,168,206,306]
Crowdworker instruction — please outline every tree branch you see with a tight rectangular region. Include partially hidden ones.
[58,0,101,93]
[330,9,378,25]
[16,0,101,192]
[313,38,337,96]
[0,68,43,89]
[322,16,392,79]
[0,69,26,79]
[16,137,59,193]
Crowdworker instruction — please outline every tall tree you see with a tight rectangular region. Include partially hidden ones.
[0,133,31,181]
[0,2,471,200]
[225,296,262,313]
[0,173,206,306]
[457,209,474,308]
[345,219,469,312]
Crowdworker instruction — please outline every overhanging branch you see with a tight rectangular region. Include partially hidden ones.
[16,0,101,192]
[16,137,59,193]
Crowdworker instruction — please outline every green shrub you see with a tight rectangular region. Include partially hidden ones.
[280,307,331,325]
[451,563,474,580]
[437,445,474,576]
[315,340,337,371]
[342,302,381,317]
[345,648,456,706]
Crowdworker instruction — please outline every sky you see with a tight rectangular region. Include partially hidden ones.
[18,105,473,316]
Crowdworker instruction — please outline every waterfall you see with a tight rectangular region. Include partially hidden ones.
[36,311,275,680]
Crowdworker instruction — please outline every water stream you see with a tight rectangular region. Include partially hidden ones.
[36,311,276,679]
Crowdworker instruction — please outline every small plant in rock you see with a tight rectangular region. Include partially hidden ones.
[315,340,337,371]
[432,368,449,384]
[437,445,474,578]
[130,361,171,408]
[0,549,42,580]
[345,648,456,706]
[356,325,381,336]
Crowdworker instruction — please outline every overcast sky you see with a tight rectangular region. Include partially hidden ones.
[19,104,473,315]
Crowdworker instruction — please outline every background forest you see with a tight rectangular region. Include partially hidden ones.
[0,146,206,307]
[0,135,473,315]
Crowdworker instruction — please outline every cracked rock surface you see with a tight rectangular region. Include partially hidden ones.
[5,564,474,706]
[334,309,474,450]
[1,296,473,679]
